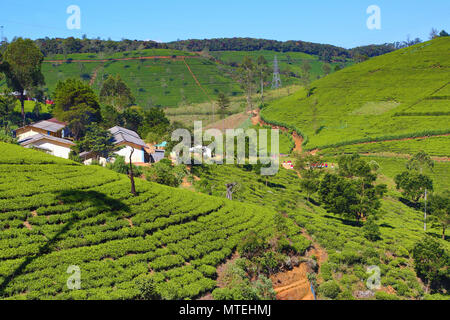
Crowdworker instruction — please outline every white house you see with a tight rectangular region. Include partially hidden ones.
[16,118,74,159]
[15,118,69,141]
[18,133,75,159]
[109,126,147,164]
[80,126,148,165]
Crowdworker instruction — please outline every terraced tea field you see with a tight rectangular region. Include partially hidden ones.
[0,143,307,300]
[260,37,450,151]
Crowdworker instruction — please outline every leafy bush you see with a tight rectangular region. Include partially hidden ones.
[318,280,341,299]
[375,291,400,300]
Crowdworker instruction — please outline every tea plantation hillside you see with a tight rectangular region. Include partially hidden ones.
[260,37,450,152]
[191,164,450,300]
[211,50,353,82]
[0,143,309,300]
[0,49,242,108]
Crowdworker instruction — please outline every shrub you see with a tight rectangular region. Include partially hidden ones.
[237,232,267,260]
[363,218,381,241]
[318,280,341,299]
[135,275,162,300]
[375,291,400,300]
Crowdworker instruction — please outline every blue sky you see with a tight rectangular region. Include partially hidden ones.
[0,0,448,48]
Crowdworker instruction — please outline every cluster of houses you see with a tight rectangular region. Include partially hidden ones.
[14,119,166,166]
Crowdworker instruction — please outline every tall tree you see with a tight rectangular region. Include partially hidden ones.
[395,171,433,203]
[238,57,256,113]
[407,151,434,173]
[3,38,45,125]
[217,92,230,120]
[0,90,16,130]
[429,191,449,240]
[99,74,135,112]
[322,63,331,76]
[255,56,270,105]
[76,124,115,160]
[300,60,312,88]
[429,28,439,40]
[53,78,101,140]
[320,154,387,223]
[412,236,448,293]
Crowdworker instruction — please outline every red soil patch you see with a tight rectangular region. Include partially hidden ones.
[205,112,250,132]
[271,264,315,300]
[251,109,303,153]
[23,221,32,230]
[124,218,134,228]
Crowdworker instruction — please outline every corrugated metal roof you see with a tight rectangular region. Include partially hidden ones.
[30,120,66,132]
[19,134,75,147]
[109,126,146,148]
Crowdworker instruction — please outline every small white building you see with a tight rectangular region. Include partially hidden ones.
[15,118,69,141]
[18,133,75,159]
[109,126,147,164]
[80,126,148,165]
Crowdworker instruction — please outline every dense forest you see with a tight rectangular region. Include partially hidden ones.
[0,37,406,62]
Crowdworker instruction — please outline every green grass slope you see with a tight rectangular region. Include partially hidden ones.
[192,164,450,300]
[261,37,450,151]
[212,50,353,83]
[0,143,308,300]
[0,49,243,108]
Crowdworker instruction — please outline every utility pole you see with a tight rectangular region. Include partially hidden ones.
[424,189,428,231]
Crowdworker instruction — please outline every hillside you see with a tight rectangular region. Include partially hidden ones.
[0,143,309,300]
[39,49,242,108]
[190,162,450,300]
[211,50,353,82]
[260,37,450,152]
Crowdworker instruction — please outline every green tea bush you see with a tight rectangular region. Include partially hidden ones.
[318,280,341,299]
[375,291,401,300]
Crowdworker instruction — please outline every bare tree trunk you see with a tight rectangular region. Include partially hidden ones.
[20,91,25,126]
[226,183,237,200]
[129,148,137,197]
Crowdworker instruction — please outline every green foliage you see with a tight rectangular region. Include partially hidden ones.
[53,78,101,139]
[135,274,161,300]
[0,91,17,129]
[145,159,187,188]
[217,92,230,119]
[0,128,17,144]
[0,142,288,300]
[237,231,267,260]
[75,124,115,159]
[363,217,381,241]
[211,259,276,300]
[107,156,143,177]
[318,280,341,299]
[412,236,449,292]
[395,171,433,202]
[429,191,450,240]
[375,291,401,300]
[99,74,135,112]
[2,38,45,122]
[261,38,450,150]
